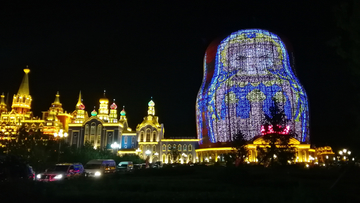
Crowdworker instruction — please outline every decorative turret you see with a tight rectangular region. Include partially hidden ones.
[74,91,86,123]
[109,99,118,123]
[91,106,98,117]
[120,106,126,121]
[0,93,7,113]
[76,91,85,110]
[97,90,109,121]
[11,67,32,114]
[49,91,63,114]
[147,97,155,116]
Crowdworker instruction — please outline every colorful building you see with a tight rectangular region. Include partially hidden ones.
[135,99,198,163]
[195,29,311,163]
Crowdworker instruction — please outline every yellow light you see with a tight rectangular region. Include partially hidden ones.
[195,147,234,152]
[161,139,199,142]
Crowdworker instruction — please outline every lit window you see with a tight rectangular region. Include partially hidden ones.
[188,145,192,151]
[162,144,166,151]
[183,144,187,151]
[178,144,182,151]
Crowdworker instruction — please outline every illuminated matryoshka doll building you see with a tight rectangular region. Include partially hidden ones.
[195,29,312,163]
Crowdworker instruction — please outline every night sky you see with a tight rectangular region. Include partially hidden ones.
[0,1,357,150]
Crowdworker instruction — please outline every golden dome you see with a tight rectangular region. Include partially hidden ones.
[99,97,109,103]
[99,90,108,103]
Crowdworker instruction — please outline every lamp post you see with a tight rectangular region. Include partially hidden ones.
[111,142,120,155]
[338,148,351,162]
[181,153,187,164]
[54,129,68,162]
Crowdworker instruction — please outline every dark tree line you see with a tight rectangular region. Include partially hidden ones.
[0,127,144,172]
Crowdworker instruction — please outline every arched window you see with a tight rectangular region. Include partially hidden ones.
[183,144,187,151]
[168,144,171,150]
[85,124,89,135]
[132,136,135,145]
[146,129,151,142]
[90,122,96,135]
[188,154,192,163]
[162,144,166,151]
[188,144,192,151]
[167,154,171,163]
[152,145,156,152]
[162,154,166,163]
[178,144,182,151]
[140,131,144,142]
[173,144,176,149]
[152,131,157,141]
[97,125,102,146]
[140,145,143,151]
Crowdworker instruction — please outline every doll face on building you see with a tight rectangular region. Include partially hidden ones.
[223,41,282,75]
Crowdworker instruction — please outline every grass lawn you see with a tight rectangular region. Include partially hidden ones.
[1,165,359,203]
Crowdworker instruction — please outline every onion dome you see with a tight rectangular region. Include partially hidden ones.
[78,103,85,110]
[120,106,126,116]
[110,100,117,109]
[91,107,97,116]
[99,90,109,103]
[148,100,155,107]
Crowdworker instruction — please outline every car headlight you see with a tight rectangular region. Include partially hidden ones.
[94,171,101,176]
[54,174,63,179]
[36,174,41,179]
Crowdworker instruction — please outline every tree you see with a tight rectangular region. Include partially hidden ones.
[6,127,58,172]
[231,131,249,166]
[257,104,296,167]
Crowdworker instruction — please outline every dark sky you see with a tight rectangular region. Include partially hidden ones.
[0,1,357,150]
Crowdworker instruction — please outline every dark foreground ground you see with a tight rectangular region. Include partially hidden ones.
[0,165,359,203]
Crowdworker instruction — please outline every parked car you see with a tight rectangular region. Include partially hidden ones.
[36,163,84,182]
[84,159,116,177]
[151,161,163,168]
[116,161,134,173]
[0,155,35,181]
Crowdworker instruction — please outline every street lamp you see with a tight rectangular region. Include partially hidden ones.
[181,153,187,164]
[145,150,151,168]
[111,142,120,154]
[54,129,68,162]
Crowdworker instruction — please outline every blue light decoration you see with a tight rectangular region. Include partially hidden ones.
[196,29,309,144]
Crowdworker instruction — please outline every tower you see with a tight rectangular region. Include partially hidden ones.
[12,68,32,115]
[49,91,64,114]
[97,90,109,121]
[0,93,7,114]
[148,97,155,116]
[74,91,86,123]
[109,99,118,123]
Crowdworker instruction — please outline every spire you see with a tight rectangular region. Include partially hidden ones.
[77,91,82,106]
[76,91,85,110]
[0,93,5,105]
[148,97,155,115]
[17,67,30,95]
[54,91,60,104]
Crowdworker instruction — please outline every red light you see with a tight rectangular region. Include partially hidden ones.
[261,125,290,135]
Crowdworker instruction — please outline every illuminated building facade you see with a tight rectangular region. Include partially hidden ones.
[196,29,309,144]
[134,99,198,163]
[195,29,311,163]
[67,93,137,150]
[0,68,46,139]
[42,91,72,135]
